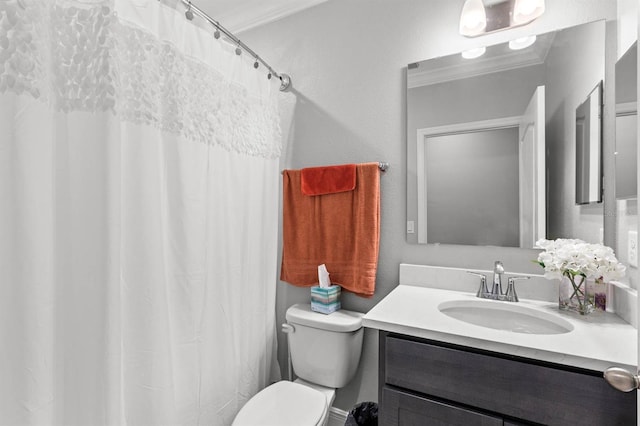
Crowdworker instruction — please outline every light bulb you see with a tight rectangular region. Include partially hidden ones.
[459,0,487,36]
[461,46,486,59]
[513,0,545,25]
[509,35,536,50]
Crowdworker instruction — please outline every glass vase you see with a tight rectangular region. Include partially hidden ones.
[558,274,594,315]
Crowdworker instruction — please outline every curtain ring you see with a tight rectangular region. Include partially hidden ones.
[185,1,194,20]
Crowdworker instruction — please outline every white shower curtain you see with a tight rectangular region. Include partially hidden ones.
[0,1,281,424]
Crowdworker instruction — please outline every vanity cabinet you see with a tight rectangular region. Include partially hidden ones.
[379,331,636,426]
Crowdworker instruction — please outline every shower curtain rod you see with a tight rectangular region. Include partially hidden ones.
[166,0,292,91]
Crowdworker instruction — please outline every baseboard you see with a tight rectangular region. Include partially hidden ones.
[327,406,349,426]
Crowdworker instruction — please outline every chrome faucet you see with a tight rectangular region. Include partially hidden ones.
[491,261,504,299]
[468,262,530,302]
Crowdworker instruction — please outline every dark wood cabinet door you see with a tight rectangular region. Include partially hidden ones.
[383,334,636,426]
[381,387,503,426]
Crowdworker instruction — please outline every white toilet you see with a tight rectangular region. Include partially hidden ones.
[232,303,364,426]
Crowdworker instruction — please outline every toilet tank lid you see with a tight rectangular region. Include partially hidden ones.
[286,304,364,332]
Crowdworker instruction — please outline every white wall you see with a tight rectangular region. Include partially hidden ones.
[242,0,617,412]
[618,0,637,59]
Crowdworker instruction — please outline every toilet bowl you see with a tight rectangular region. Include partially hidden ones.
[232,379,332,426]
[232,304,364,426]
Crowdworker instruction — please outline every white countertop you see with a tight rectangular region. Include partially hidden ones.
[363,285,637,372]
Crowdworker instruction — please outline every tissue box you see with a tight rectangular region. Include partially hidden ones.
[311,300,341,314]
[310,285,341,314]
[311,285,341,303]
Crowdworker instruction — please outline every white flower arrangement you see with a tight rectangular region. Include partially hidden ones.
[535,238,626,282]
[535,238,625,313]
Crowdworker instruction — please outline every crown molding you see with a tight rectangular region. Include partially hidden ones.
[219,0,329,33]
[408,32,555,89]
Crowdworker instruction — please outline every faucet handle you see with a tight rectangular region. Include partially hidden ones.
[467,271,488,298]
[504,276,530,302]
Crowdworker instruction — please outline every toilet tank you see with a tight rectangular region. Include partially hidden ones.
[285,304,364,389]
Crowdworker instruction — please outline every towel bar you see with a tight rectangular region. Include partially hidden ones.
[281,162,389,174]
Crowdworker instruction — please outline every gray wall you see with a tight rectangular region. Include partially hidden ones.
[407,65,546,128]
[544,20,606,242]
[426,128,520,246]
[242,0,616,412]
[615,43,637,200]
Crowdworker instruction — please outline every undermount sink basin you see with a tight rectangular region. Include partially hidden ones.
[438,299,574,335]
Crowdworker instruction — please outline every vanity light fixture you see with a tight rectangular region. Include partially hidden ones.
[508,35,536,50]
[460,0,545,37]
[459,0,487,37]
[461,46,487,59]
[512,0,545,25]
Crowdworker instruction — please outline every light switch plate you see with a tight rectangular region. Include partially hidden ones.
[407,221,415,234]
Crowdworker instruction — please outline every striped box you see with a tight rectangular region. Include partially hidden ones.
[311,300,341,315]
[310,285,341,314]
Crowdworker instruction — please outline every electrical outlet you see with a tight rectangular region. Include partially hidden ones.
[628,231,638,268]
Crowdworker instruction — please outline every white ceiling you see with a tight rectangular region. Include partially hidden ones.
[193,0,329,33]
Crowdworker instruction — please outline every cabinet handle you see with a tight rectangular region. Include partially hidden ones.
[603,367,640,392]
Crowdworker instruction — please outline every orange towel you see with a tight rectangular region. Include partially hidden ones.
[280,162,381,297]
[301,164,356,195]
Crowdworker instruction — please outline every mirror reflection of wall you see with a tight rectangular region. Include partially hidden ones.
[575,82,603,205]
[615,41,637,200]
[615,34,638,286]
[406,20,606,247]
[425,127,520,246]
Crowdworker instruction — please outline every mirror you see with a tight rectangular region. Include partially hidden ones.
[575,81,603,205]
[407,20,606,247]
[615,41,637,200]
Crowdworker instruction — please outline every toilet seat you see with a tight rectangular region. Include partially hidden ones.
[232,380,328,426]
